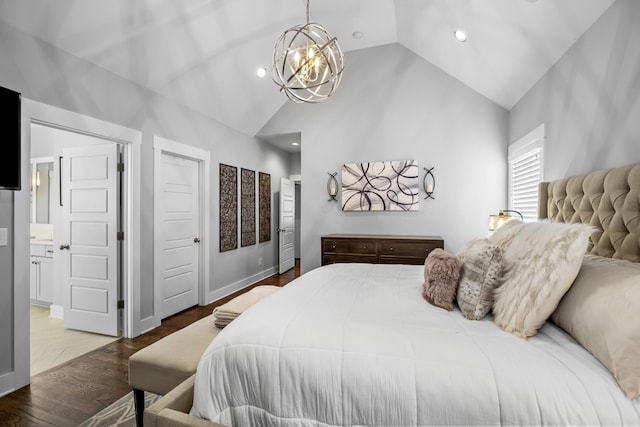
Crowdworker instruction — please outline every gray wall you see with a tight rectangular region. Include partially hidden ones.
[0,191,14,376]
[290,152,301,176]
[0,16,290,377]
[510,0,640,179]
[260,44,510,273]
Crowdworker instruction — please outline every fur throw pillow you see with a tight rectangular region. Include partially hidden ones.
[489,220,593,339]
[422,248,462,311]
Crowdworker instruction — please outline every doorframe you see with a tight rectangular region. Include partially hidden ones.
[153,136,210,323]
[11,99,141,393]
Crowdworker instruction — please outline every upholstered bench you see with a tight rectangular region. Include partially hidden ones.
[129,314,221,427]
[129,285,281,426]
[144,375,221,427]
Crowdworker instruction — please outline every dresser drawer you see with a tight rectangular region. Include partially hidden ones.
[378,240,442,257]
[347,240,376,255]
[323,239,349,254]
[378,256,427,265]
[323,239,376,255]
[323,254,377,265]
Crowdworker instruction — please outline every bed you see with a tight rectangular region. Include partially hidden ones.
[191,162,640,426]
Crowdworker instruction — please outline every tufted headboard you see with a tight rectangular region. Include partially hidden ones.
[538,162,640,263]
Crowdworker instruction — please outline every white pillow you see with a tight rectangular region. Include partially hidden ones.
[488,220,592,339]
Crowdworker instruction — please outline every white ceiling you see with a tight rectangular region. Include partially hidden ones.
[0,0,615,142]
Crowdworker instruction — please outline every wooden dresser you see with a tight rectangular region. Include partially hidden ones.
[321,234,444,266]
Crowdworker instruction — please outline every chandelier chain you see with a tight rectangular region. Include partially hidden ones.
[306,0,310,24]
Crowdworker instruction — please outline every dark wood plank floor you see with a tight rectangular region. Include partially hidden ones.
[0,261,300,426]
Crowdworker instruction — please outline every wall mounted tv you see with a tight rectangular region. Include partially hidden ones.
[0,86,21,191]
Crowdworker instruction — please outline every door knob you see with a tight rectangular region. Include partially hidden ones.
[194,237,200,243]
[60,244,70,250]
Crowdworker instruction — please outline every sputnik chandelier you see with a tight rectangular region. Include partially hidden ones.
[272,0,345,103]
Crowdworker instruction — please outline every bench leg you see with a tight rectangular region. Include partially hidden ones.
[133,388,145,427]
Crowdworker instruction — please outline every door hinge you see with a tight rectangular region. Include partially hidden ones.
[117,162,124,173]
[117,231,124,241]
[117,300,125,309]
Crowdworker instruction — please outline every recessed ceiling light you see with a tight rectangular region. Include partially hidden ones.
[291,142,300,146]
[256,67,267,78]
[352,31,364,40]
[454,29,468,43]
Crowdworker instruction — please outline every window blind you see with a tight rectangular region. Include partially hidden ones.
[509,148,542,222]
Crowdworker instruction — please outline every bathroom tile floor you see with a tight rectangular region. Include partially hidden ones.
[30,305,119,376]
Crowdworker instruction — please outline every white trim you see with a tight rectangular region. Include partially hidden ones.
[49,304,63,319]
[30,156,54,164]
[206,266,278,304]
[10,99,142,395]
[507,123,545,220]
[153,136,211,326]
[508,123,545,161]
[289,174,302,183]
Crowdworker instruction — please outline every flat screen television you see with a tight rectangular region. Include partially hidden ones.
[0,86,21,191]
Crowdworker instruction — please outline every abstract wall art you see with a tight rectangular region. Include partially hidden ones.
[259,172,271,242]
[241,168,256,247]
[341,160,420,211]
[219,163,238,252]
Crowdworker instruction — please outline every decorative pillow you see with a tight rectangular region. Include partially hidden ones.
[488,220,593,339]
[421,248,462,311]
[456,238,503,320]
[551,255,640,399]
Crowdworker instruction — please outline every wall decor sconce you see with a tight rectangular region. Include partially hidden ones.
[488,209,524,231]
[423,167,435,200]
[327,172,339,201]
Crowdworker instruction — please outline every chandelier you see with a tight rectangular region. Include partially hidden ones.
[272,0,345,103]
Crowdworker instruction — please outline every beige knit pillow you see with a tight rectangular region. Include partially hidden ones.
[456,238,503,320]
[489,221,592,339]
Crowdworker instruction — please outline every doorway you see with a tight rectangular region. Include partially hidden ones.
[153,136,211,316]
[28,124,124,374]
[11,99,142,393]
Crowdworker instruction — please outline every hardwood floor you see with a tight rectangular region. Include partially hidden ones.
[0,261,300,426]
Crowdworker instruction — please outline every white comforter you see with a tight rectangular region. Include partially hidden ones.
[191,263,640,426]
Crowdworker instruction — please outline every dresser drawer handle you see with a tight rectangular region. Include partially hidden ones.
[389,247,394,251]
[332,245,336,249]
[363,246,367,250]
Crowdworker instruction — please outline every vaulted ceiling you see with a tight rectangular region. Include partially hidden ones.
[0,0,615,138]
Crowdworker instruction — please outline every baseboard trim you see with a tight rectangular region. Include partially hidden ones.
[0,372,15,398]
[206,266,278,305]
[49,304,64,319]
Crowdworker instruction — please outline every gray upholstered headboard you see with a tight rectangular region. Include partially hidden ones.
[538,162,640,263]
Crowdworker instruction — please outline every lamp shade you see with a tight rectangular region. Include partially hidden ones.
[488,209,524,231]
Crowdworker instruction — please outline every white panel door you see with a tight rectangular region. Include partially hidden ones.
[159,153,200,319]
[279,178,295,274]
[62,144,120,336]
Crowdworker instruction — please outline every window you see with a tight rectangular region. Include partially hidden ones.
[508,124,545,223]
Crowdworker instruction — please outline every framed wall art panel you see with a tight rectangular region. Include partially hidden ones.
[259,172,271,242]
[219,163,238,252]
[342,160,419,211]
[241,168,256,247]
